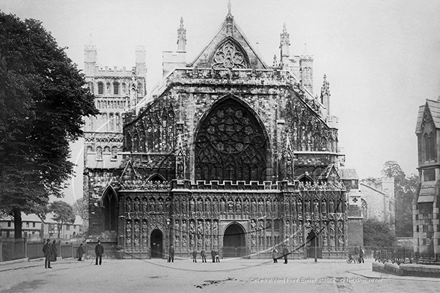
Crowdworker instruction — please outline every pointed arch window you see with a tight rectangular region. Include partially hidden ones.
[195,97,267,182]
[102,188,118,231]
[361,199,368,219]
[424,132,437,161]
[98,82,104,95]
[113,82,120,95]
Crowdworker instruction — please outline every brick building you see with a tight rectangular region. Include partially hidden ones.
[84,7,357,259]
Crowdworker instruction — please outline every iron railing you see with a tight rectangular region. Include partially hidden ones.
[0,239,87,262]
[373,247,440,265]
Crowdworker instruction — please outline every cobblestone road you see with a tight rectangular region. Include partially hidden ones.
[0,257,439,293]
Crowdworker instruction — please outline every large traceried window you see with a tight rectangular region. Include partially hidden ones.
[195,97,268,182]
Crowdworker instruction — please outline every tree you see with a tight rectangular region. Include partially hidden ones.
[363,218,396,248]
[72,197,88,233]
[0,12,98,238]
[50,201,76,239]
[381,161,418,237]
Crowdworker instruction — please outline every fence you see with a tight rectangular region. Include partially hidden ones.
[0,239,88,262]
[373,247,440,265]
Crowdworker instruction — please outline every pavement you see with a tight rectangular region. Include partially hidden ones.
[0,257,439,293]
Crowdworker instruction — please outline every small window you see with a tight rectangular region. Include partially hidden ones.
[96,147,103,160]
[26,222,29,227]
[66,225,70,231]
[33,222,36,228]
[7,221,11,227]
[98,82,104,94]
[113,82,120,95]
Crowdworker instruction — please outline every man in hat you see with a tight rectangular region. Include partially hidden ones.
[42,239,52,269]
[95,240,104,265]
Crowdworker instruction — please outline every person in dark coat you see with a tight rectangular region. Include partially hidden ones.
[77,243,84,261]
[272,248,278,263]
[282,246,289,264]
[211,250,215,263]
[168,245,175,262]
[51,240,58,262]
[192,250,197,263]
[95,240,104,265]
[359,246,364,263]
[42,239,52,269]
[201,249,206,263]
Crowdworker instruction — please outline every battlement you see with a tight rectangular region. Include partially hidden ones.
[326,115,339,129]
[300,55,314,62]
[170,179,345,193]
[84,45,96,51]
[94,66,135,76]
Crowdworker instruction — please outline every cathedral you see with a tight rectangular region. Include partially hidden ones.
[83,7,355,259]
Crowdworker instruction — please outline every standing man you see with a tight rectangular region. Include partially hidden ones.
[192,250,197,263]
[282,245,289,264]
[201,249,206,263]
[51,240,58,262]
[95,240,104,265]
[211,249,215,263]
[168,245,175,263]
[359,246,364,263]
[77,243,84,261]
[42,239,52,269]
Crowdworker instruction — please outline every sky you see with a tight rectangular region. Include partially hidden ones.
[2,0,440,204]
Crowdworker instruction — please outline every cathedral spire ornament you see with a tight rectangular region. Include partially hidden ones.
[320,74,331,116]
[177,17,187,51]
[280,23,290,65]
[225,0,234,35]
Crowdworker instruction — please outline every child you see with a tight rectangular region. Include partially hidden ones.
[272,248,278,263]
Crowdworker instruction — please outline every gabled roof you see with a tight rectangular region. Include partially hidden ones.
[338,168,359,180]
[189,12,267,69]
[319,164,341,180]
[359,182,385,196]
[415,99,440,134]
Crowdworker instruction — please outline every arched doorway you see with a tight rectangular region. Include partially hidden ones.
[150,229,163,258]
[102,187,118,232]
[223,223,246,257]
[195,96,269,182]
[306,230,321,258]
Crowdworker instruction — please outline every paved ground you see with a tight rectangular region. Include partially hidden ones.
[0,257,439,293]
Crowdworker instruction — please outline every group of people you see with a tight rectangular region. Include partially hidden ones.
[347,246,365,263]
[272,246,290,264]
[42,239,105,268]
[167,245,220,263]
[191,249,220,263]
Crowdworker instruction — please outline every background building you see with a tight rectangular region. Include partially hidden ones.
[0,213,83,240]
[84,7,356,259]
[359,177,395,229]
[414,99,440,254]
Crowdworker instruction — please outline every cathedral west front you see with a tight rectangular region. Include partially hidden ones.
[83,7,356,259]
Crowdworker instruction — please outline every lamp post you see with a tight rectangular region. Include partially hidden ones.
[166,218,171,249]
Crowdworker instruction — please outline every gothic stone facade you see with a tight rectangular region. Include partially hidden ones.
[414,99,440,254]
[85,11,349,259]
